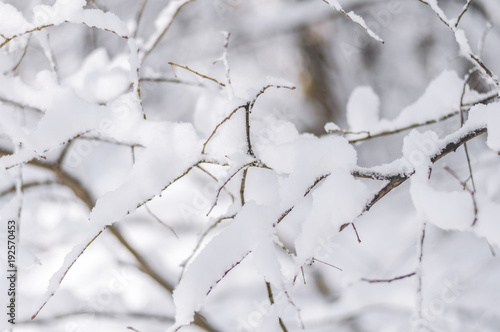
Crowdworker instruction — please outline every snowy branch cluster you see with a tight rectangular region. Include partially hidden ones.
[0,0,500,331]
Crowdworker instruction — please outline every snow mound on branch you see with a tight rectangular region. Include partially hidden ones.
[295,169,370,266]
[169,202,278,330]
[347,71,464,135]
[380,70,463,130]
[411,181,474,231]
[261,134,357,210]
[0,3,32,38]
[33,0,85,26]
[32,0,128,37]
[468,102,500,152]
[65,48,131,103]
[89,121,201,225]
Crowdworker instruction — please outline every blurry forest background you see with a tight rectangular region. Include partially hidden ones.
[1,0,500,331]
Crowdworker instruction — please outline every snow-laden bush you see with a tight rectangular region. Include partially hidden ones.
[1,0,500,331]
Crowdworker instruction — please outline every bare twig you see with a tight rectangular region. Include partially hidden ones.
[416,0,497,83]
[196,165,235,202]
[245,105,256,157]
[351,222,361,243]
[140,0,195,62]
[0,25,54,49]
[18,310,173,325]
[202,84,295,154]
[478,22,493,58]
[415,222,426,326]
[139,77,204,88]
[127,327,141,332]
[455,0,472,27]
[0,180,57,198]
[179,214,236,273]
[240,167,248,206]
[459,71,479,191]
[144,204,178,238]
[312,258,342,271]
[0,97,43,113]
[266,282,289,332]
[168,62,226,87]
[206,161,258,216]
[132,0,148,38]
[348,112,458,143]
[321,0,384,44]
[9,35,30,73]
[443,166,478,226]
[202,105,246,154]
[361,272,416,283]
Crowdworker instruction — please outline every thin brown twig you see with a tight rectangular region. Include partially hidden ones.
[17,310,173,325]
[202,84,295,154]
[321,0,384,44]
[10,35,30,73]
[141,0,194,62]
[459,71,478,191]
[443,166,478,226]
[265,282,289,332]
[206,161,257,216]
[0,24,54,49]
[196,164,235,202]
[348,112,458,143]
[127,327,141,332]
[144,204,178,238]
[179,214,235,278]
[202,105,245,154]
[240,168,248,206]
[312,258,342,271]
[351,223,361,243]
[139,77,204,87]
[416,0,497,83]
[0,97,44,113]
[132,0,148,38]
[455,0,472,27]
[245,105,255,157]
[168,62,226,87]
[0,180,57,198]
[361,272,416,283]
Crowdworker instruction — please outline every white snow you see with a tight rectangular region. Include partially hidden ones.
[169,202,277,329]
[349,70,464,136]
[323,0,384,44]
[294,169,370,266]
[141,0,192,56]
[64,48,130,103]
[324,122,340,132]
[0,3,32,38]
[82,9,129,38]
[410,180,475,231]
[346,86,380,132]
[260,134,357,210]
[32,0,85,26]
